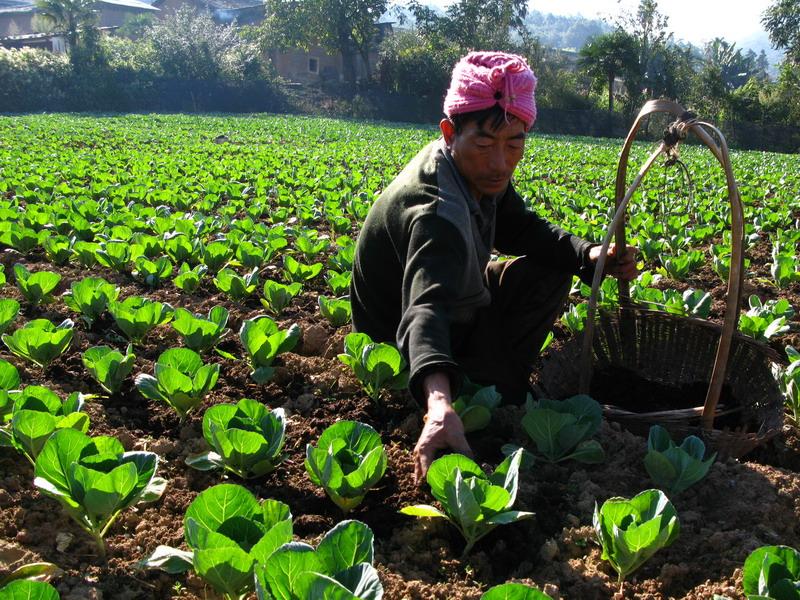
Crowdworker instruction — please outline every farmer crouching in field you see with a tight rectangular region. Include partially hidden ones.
[350,51,637,483]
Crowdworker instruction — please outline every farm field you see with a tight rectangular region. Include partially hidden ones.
[0,112,799,600]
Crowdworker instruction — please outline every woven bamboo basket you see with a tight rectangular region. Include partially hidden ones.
[540,100,785,458]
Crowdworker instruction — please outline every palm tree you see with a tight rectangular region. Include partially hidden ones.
[578,30,639,111]
[35,0,97,53]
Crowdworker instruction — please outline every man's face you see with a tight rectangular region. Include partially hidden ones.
[440,116,527,200]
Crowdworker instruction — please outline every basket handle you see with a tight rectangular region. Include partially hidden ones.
[578,99,745,432]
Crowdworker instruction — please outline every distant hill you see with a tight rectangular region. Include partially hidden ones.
[524,10,612,51]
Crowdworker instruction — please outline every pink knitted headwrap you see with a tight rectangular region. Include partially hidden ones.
[443,51,538,131]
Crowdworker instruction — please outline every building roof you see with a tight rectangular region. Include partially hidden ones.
[100,0,158,10]
[0,0,33,13]
[0,0,158,14]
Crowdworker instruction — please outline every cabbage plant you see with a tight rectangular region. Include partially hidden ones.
[318,295,351,327]
[0,359,20,423]
[593,489,679,587]
[173,263,207,293]
[132,256,173,288]
[108,296,173,343]
[325,269,351,296]
[254,520,384,600]
[283,255,322,283]
[171,306,229,352]
[401,449,532,556]
[644,425,716,495]
[202,240,234,272]
[135,348,219,421]
[2,319,74,369]
[261,280,302,315]
[42,234,72,265]
[62,277,119,327]
[0,298,20,334]
[239,316,300,383]
[0,580,60,599]
[82,345,136,395]
[504,394,604,464]
[34,428,165,559]
[453,382,502,433]
[742,545,800,600]
[186,398,286,479]
[141,483,292,600]
[214,267,259,300]
[481,583,553,599]
[13,264,61,305]
[305,420,387,513]
[337,332,408,402]
[0,386,90,465]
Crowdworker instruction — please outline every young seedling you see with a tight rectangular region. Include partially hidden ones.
[108,296,173,344]
[261,280,302,315]
[2,318,74,369]
[742,545,800,599]
[132,256,173,288]
[239,316,301,383]
[283,255,323,283]
[34,428,165,560]
[173,263,207,294]
[317,295,351,327]
[0,298,20,334]
[254,520,383,600]
[140,483,292,600]
[0,386,90,465]
[62,277,120,327]
[171,306,229,352]
[186,398,286,479]
[503,394,604,464]
[643,425,716,495]
[481,583,554,599]
[213,267,259,300]
[325,269,351,296]
[337,332,408,402]
[135,348,219,422]
[202,240,234,272]
[776,346,800,424]
[453,382,502,433]
[593,489,679,591]
[401,448,533,557]
[13,264,61,305]
[0,580,60,599]
[305,420,387,513]
[0,359,20,423]
[82,345,136,395]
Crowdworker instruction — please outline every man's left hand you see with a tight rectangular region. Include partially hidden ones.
[589,243,638,281]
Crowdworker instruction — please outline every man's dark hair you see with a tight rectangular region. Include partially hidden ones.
[449,103,518,134]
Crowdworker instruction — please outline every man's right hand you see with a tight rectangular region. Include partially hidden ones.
[413,372,473,485]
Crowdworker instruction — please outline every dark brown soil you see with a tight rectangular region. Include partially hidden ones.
[0,240,799,600]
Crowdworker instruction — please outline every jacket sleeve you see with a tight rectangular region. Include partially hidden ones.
[397,213,466,403]
[494,186,598,284]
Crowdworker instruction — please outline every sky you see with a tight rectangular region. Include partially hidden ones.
[423,0,774,47]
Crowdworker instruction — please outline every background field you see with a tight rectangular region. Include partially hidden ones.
[0,113,799,599]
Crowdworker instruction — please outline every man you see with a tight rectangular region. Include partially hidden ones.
[350,51,636,483]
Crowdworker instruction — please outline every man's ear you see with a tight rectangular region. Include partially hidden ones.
[439,118,456,145]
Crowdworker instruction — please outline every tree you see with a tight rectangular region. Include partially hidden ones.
[704,38,759,90]
[408,0,528,52]
[146,6,260,81]
[263,0,387,83]
[762,0,800,64]
[613,0,672,99]
[578,30,638,111]
[35,0,97,60]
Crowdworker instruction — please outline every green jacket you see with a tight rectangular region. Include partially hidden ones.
[351,139,595,400]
